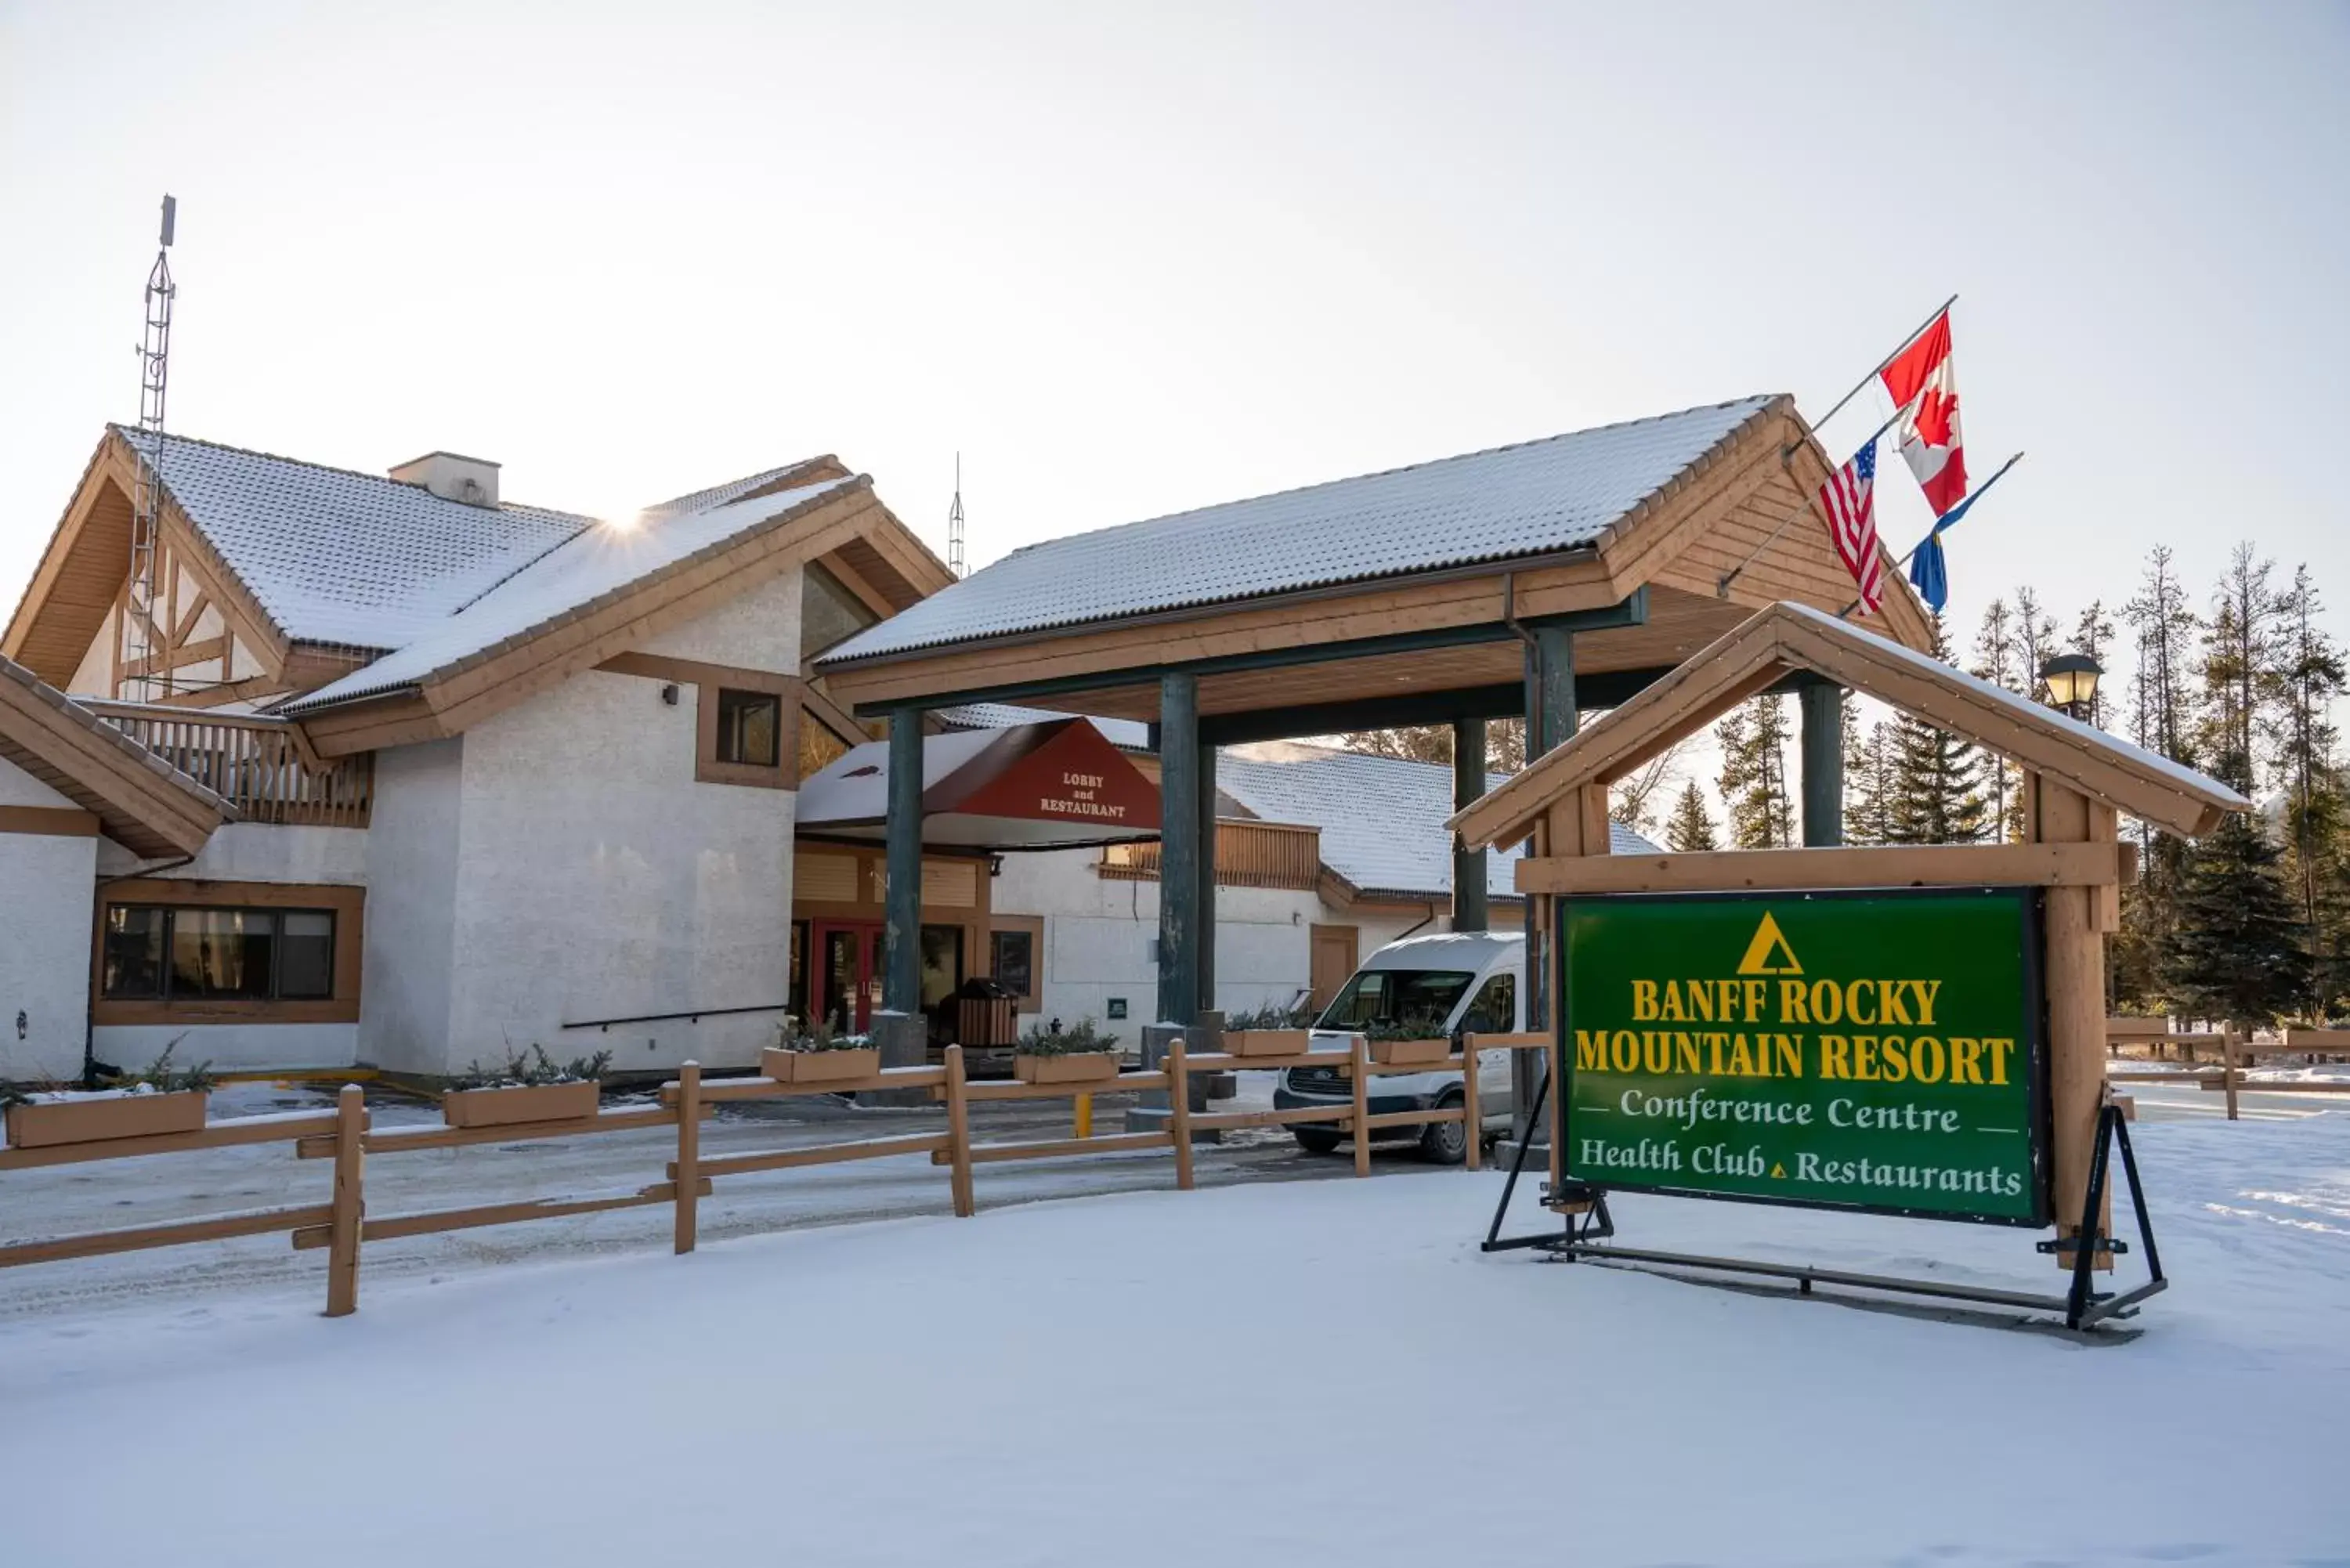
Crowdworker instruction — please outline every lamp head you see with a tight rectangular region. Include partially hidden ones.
[2040,652,2103,711]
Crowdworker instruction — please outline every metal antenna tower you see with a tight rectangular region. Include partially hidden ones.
[125,194,177,702]
[945,452,967,578]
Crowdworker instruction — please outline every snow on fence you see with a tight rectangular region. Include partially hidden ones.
[2102,1017,2350,1122]
[0,1034,1552,1318]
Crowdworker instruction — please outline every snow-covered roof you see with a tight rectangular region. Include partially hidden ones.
[936,701,1152,750]
[129,428,596,652]
[820,396,1777,665]
[282,476,854,712]
[1218,740,1657,902]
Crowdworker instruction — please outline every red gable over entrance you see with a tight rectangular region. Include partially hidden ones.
[947,718,1159,832]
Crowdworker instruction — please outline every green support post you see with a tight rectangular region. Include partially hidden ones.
[1197,736,1217,1015]
[1157,674,1199,1026]
[883,706,925,1016]
[1452,716,1488,934]
[1800,681,1844,847]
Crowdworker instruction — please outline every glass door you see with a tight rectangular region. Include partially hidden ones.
[812,920,885,1034]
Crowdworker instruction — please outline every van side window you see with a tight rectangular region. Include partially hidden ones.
[1464,972,1516,1035]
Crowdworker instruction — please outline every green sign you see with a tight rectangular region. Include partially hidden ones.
[1559,889,2048,1225]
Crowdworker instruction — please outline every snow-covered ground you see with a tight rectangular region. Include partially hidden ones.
[2,1093,2345,1565]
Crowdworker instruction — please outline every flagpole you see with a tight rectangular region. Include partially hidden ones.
[1834,450,2026,620]
[1715,399,1914,600]
[1810,292,1958,432]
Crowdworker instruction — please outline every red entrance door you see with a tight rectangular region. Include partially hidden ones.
[812,920,884,1035]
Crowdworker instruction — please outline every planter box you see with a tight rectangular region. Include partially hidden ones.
[441,1079,601,1129]
[1013,1052,1120,1086]
[1224,1030,1311,1059]
[1369,1037,1453,1067]
[2,1089,208,1149]
[762,1046,880,1085]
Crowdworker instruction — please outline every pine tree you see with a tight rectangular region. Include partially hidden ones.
[2160,547,2310,1024]
[2161,807,2313,1026]
[1664,781,1719,852]
[1968,597,2026,841]
[1883,616,1992,845]
[1716,695,1795,849]
[1844,718,1897,847]
[2274,565,2347,1008]
[2071,598,2117,731]
[1346,718,1528,773]
[2117,547,2204,1009]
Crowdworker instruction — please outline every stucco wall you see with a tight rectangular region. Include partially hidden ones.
[97,822,369,885]
[91,1022,358,1075]
[357,738,465,1076]
[0,758,97,1080]
[991,847,1321,1030]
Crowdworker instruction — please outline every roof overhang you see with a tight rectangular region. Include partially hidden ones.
[815,397,1936,732]
[0,656,232,857]
[797,718,1160,851]
[1452,602,2248,851]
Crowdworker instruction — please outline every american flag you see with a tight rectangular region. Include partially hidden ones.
[1820,438,1885,614]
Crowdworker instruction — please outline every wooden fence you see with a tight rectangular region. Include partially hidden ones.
[90,705,374,827]
[0,1034,1551,1318]
[2104,1016,2350,1121]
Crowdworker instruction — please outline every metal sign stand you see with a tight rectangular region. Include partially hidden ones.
[1483,1080,2164,1333]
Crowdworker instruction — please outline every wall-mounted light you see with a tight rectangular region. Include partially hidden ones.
[660,683,680,706]
[13,1010,24,1041]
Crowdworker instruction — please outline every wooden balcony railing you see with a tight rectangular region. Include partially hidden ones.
[1100,818,1321,891]
[89,704,374,829]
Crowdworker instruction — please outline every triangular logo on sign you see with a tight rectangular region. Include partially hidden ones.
[1736,912,1802,976]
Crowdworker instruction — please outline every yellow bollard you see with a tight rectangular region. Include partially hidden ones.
[1074,1093,1093,1140]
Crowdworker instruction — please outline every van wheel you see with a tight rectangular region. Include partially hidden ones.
[1292,1128,1343,1155]
[1419,1095,1469,1165]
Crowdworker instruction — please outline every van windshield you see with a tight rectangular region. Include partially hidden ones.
[1314,969,1476,1035]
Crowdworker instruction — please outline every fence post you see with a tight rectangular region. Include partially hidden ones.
[1350,1033,1371,1178]
[325,1083,365,1318]
[1461,1035,1480,1172]
[944,1045,976,1218]
[1167,1034,1194,1190]
[674,1061,701,1254]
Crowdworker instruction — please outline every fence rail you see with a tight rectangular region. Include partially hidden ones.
[0,1033,1553,1318]
[89,704,374,827]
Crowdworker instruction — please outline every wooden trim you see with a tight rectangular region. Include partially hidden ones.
[297,692,445,760]
[91,879,364,1027]
[1516,841,2135,895]
[0,804,99,837]
[812,548,901,621]
[597,651,801,698]
[0,660,226,856]
[695,681,799,789]
[1454,603,2246,850]
[986,913,1046,1010]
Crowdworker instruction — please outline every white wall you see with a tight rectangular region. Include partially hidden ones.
[416,568,806,1078]
[97,822,368,884]
[66,606,115,696]
[357,738,465,1076]
[0,758,97,1081]
[992,847,1322,1031]
[91,1022,357,1075]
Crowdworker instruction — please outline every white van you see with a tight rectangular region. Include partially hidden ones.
[1271,930,1524,1163]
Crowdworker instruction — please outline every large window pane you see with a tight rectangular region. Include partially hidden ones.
[919,925,964,1010]
[990,929,1035,999]
[102,907,166,999]
[278,911,335,1000]
[171,909,275,1001]
[716,688,782,768]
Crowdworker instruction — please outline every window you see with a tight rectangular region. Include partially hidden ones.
[988,916,1043,1010]
[102,905,338,1004]
[1462,971,1516,1035]
[714,688,782,768]
[1313,968,1476,1035]
[919,925,965,1010]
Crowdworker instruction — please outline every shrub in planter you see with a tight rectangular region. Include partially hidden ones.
[1363,1017,1455,1067]
[2,1043,214,1149]
[1220,1003,1315,1057]
[442,1046,611,1128]
[761,1017,880,1085]
[1012,1017,1122,1084]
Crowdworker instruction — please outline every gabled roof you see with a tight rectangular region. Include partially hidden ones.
[822,396,1780,666]
[1452,602,2248,851]
[797,718,1160,849]
[284,474,859,713]
[114,428,594,652]
[1220,740,1657,903]
[0,652,231,856]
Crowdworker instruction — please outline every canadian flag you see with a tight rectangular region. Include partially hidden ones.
[1878,309,1969,516]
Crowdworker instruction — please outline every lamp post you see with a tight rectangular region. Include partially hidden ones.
[2040,652,2104,722]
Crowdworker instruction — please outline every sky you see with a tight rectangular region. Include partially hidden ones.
[4,1,2346,788]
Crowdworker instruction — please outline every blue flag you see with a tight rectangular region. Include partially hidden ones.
[1908,532,1948,612]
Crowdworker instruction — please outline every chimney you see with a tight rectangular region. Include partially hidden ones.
[389,451,501,508]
